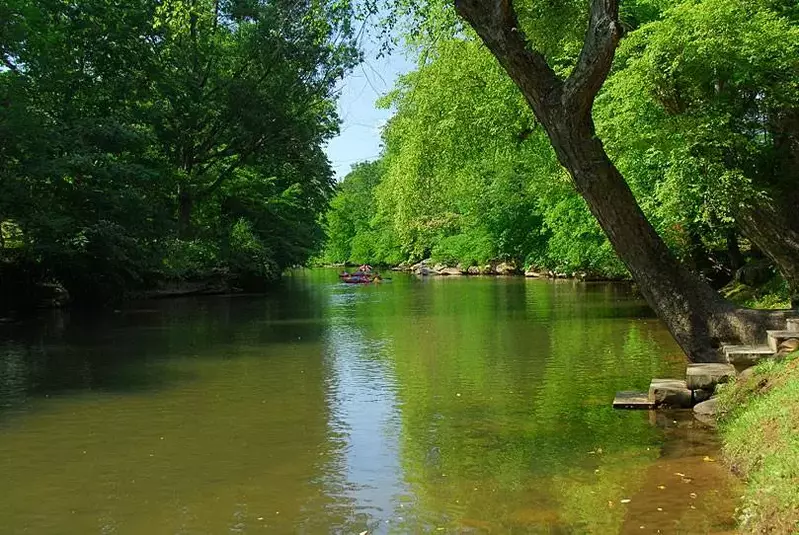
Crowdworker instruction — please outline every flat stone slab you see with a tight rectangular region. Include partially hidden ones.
[787,318,799,331]
[766,330,799,352]
[686,363,736,391]
[613,391,654,410]
[722,344,775,367]
[649,379,692,408]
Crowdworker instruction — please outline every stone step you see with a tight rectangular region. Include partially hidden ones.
[722,344,775,367]
[613,391,654,410]
[648,379,692,408]
[686,363,736,391]
[787,318,799,331]
[766,330,799,352]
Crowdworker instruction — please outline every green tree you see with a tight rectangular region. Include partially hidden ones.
[1,0,358,304]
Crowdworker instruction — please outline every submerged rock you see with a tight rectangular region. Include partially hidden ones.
[693,397,720,426]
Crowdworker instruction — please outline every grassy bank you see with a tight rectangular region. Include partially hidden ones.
[716,353,799,533]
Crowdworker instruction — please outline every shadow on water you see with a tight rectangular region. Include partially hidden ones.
[0,278,330,417]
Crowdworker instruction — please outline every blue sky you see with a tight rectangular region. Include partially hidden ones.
[324,46,414,180]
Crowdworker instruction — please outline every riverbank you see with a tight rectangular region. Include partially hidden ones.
[716,352,799,533]
[323,259,624,281]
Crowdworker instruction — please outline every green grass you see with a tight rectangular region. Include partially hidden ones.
[721,276,792,309]
[716,353,799,533]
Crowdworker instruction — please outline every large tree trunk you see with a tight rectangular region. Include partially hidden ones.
[737,201,799,306]
[455,0,789,361]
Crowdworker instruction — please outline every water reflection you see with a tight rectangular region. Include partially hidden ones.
[0,271,739,533]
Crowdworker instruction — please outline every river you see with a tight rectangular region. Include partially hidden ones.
[0,269,740,534]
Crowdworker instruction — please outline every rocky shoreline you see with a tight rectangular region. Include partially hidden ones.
[388,258,620,282]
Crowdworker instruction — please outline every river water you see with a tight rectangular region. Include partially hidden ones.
[0,270,740,534]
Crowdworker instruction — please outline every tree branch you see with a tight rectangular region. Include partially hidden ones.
[454,0,562,120]
[562,0,621,114]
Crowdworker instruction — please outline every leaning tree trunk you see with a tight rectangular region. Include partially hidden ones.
[737,201,799,307]
[455,0,788,361]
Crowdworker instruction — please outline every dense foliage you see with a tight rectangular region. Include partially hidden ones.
[322,0,799,287]
[1,0,358,305]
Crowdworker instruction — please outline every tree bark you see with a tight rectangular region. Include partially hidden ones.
[454,0,789,361]
[736,201,799,305]
[178,186,193,239]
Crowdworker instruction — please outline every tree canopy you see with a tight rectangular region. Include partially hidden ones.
[323,0,798,283]
[1,0,358,305]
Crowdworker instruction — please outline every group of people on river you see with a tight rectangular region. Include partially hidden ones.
[339,264,383,284]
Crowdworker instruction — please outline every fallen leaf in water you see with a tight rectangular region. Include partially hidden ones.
[594,469,600,474]
[359,531,368,535]
[608,501,614,508]
[588,450,596,454]
[690,505,696,510]
[597,448,603,454]
[690,493,697,499]
[703,456,716,462]
[674,472,686,477]
[657,507,663,512]
[658,485,666,490]
[681,477,693,484]
[621,499,631,504]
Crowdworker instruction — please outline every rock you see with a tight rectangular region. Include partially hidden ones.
[693,397,719,426]
[524,269,542,278]
[692,388,712,404]
[495,262,519,275]
[693,397,718,417]
[737,366,757,382]
[480,264,494,275]
[411,258,431,271]
[438,267,462,276]
[778,338,799,355]
[723,344,775,367]
[686,363,736,391]
[432,263,447,273]
[411,259,434,275]
[649,379,692,408]
[613,391,654,410]
[467,266,480,275]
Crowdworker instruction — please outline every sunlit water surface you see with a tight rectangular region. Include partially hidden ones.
[0,270,740,533]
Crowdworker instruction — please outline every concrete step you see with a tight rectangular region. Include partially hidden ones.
[766,330,799,352]
[722,344,775,367]
[686,363,736,391]
[787,318,799,331]
[648,379,692,408]
[613,391,654,410]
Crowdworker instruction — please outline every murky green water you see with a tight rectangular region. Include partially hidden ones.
[0,270,740,534]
